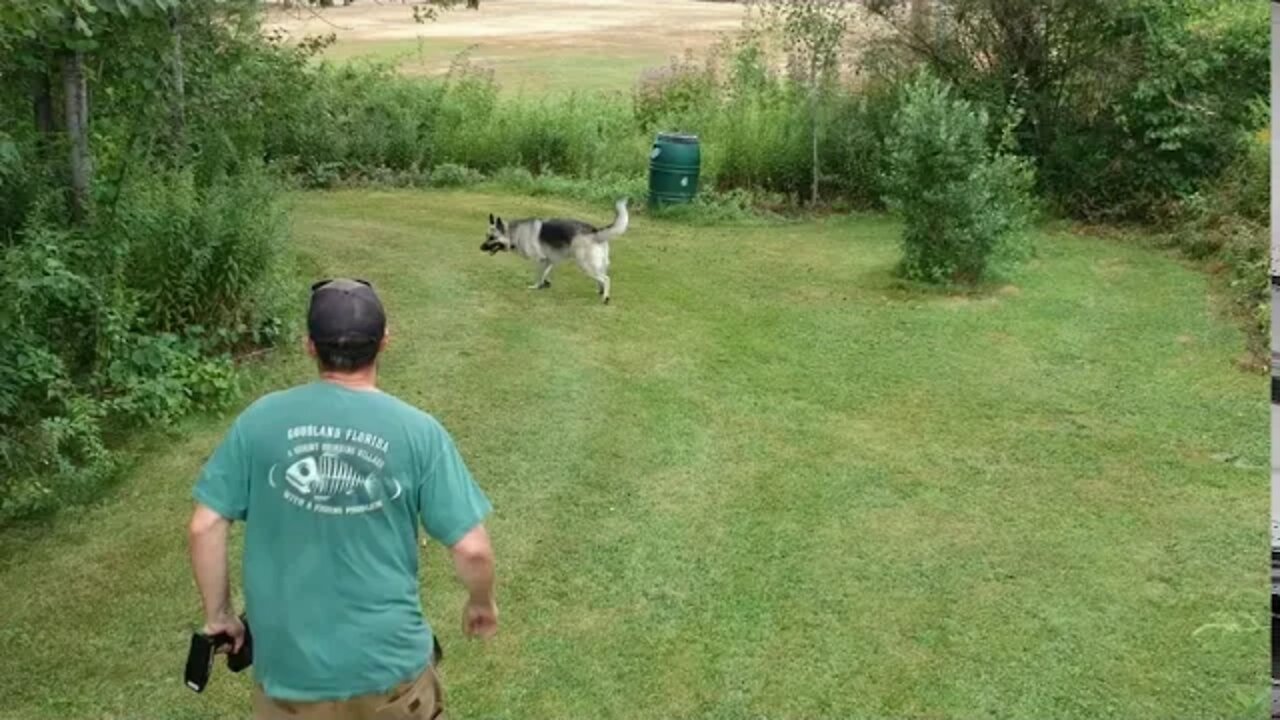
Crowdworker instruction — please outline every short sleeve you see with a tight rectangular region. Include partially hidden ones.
[193,421,250,521]
[418,422,492,546]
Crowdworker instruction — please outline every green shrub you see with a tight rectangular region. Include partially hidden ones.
[265,61,443,178]
[824,79,904,209]
[649,187,764,225]
[109,163,287,337]
[634,49,720,133]
[0,165,284,523]
[0,392,115,522]
[705,40,804,199]
[0,227,117,521]
[265,59,642,187]
[429,162,484,188]
[1167,133,1269,356]
[884,73,1036,285]
[100,331,238,426]
[868,0,1268,220]
[0,130,35,240]
[489,166,537,193]
[0,2,294,523]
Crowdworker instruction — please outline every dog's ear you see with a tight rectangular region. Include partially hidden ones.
[488,213,495,226]
[496,217,506,233]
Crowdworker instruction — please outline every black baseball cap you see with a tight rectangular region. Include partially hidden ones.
[307,278,386,345]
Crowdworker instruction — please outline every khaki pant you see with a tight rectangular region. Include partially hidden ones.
[252,664,444,720]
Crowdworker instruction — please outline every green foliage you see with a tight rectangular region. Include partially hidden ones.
[884,73,1036,284]
[1166,133,1269,357]
[100,331,238,426]
[633,51,718,133]
[476,166,647,209]
[251,33,892,208]
[429,162,483,188]
[756,0,853,80]
[713,74,811,198]
[824,79,903,208]
[867,0,1269,220]
[0,166,280,521]
[632,34,877,205]
[267,61,444,180]
[263,58,641,187]
[109,164,286,334]
[647,187,764,225]
[0,1,286,522]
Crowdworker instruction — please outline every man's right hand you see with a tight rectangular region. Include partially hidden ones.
[463,598,498,639]
[203,612,246,654]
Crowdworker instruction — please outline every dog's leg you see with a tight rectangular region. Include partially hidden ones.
[597,255,610,296]
[598,246,611,303]
[529,260,553,290]
[595,273,611,305]
[577,244,611,303]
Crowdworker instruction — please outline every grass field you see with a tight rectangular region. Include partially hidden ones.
[321,37,667,95]
[268,0,744,95]
[0,189,1267,719]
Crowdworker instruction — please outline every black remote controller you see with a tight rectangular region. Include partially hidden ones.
[184,615,253,693]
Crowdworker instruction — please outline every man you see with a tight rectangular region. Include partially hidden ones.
[188,278,497,719]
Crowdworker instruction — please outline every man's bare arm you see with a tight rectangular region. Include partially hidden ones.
[188,503,244,650]
[450,524,497,638]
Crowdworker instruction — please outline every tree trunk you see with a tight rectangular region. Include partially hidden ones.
[33,69,55,136]
[62,50,92,225]
[811,93,819,206]
[32,65,56,163]
[809,56,819,206]
[170,8,187,158]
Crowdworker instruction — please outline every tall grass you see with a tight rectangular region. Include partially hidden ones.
[0,164,286,522]
[266,38,899,208]
[270,59,644,188]
[1164,132,1270,359]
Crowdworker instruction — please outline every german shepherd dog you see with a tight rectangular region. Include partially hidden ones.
[481,198,630,304]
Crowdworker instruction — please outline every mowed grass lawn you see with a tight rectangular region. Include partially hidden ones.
[0,189,1266,719]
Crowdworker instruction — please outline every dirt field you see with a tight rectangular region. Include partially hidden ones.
[265,0,747,93]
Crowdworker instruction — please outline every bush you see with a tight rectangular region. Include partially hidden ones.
[265,58,643,188]
[265,62,444,181]
[486,170,646,208]
[867,0,1268,221]
[1167,133,1269,356]
[884,73,1036,285]
[429,163,484,188]
[109,163,286,335]
[825,79,904,209]
[0,227,119,520]
[634,49,721,133]
[0,2,295,523]
[0,165,284,523]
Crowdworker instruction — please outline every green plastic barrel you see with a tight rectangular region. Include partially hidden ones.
[648,132,701,208]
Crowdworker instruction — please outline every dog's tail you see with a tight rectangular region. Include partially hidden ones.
[593,197,630,242]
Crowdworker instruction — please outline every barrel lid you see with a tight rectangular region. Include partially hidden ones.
[656,132,699,144]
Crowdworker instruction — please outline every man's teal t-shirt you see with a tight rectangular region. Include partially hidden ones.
[193,381,492,702]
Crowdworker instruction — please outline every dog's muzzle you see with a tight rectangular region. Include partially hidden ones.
[480,241,504,256]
